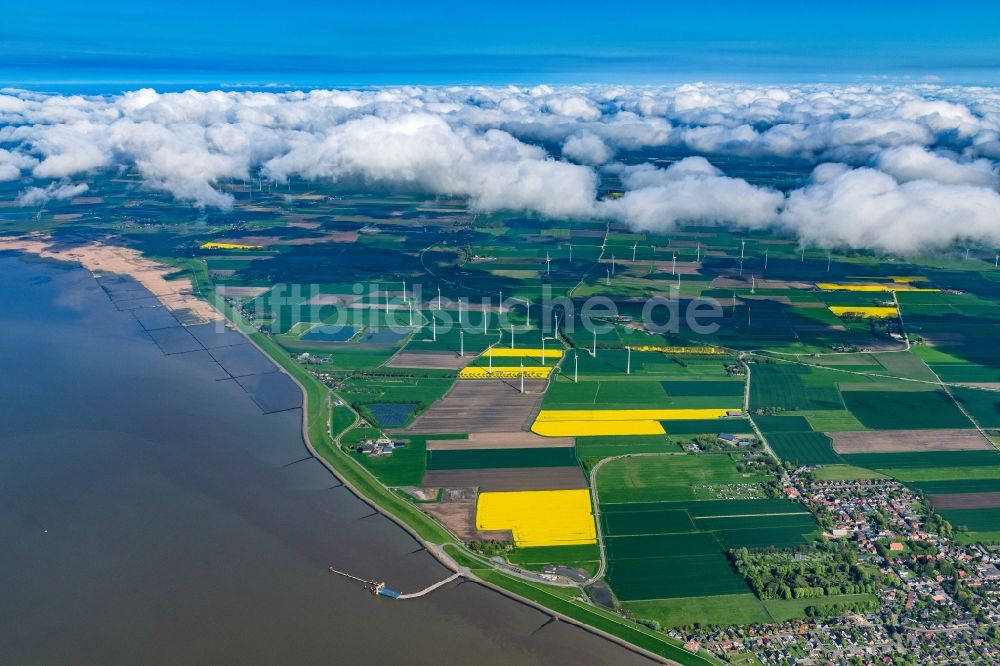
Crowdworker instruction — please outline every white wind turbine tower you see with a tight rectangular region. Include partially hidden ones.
[764,249,768,270]
[541,336,546,366]
[611,254,616,275]
[606,267,611,286]
[696,241,701,263]
[592,330,597,357]
[626,346,632,375]
[459,330,464,357]
[632,241,638,262]
[432,316,437,341]
[574,351,579,383]
[671,253,676,275]
[511,324,516,349]
[437,286,442,310]
[740,240,745,260]
[545,251,551,275]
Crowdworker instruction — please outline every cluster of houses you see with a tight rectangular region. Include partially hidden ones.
[682,474,1000,664]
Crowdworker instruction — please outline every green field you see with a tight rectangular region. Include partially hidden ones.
[841,389,973,430]
[596,454,767,503]
[952,387,1000,428]
[426,447,577,470]
[624,594,770,629]
[765,432,843,466]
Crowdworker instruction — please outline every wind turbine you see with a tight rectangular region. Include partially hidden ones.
[827,252,832,273]
[764,249,769,270]
[459,330,464,357]
[541,336,546,366]
[626,346,632,375]
[696,241,701,263]
[432,315,437,341]
[611,254,616,275]
[437,286,442,310]
[606,267,611,286]
[592,330,597,357]
[751,275,756,294]
[498,289,503,314]
[740,240,746,260]
[511,324,515,349]
[569,243,573,262]
[545,251,551,275]
[671,253,676,275]
[520,360,525,394]
[402,280,407,304]
[632,241,638,262]
[574,351,579,383]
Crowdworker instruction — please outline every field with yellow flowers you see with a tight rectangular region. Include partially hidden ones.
[458,366,552,379]
[828,305,899,318]
[476,489,597,547]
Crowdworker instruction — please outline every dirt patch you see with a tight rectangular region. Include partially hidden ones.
[427,432,575,450]
[795,324,848,332]
[406,381,546,433]
[422,466,587,491]
[0,236,220,324]
[646,260,702,275]
[928,492,1000,509]
[305,293,362,306]
[829,429,991,453]
[386,350,475,370]
[420,499,512,541]
[711,277,814,290]
[216,285,271,298]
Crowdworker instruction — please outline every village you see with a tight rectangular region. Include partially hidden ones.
[681,473,1000,664]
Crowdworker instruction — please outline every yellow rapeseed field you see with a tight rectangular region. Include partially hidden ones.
[531,408,732,437]
[535,408,733,422]
[458,366,552,379]
[200,241,263,250]
[485,348,563,359]
[828,306,899,318]
[632,345,724,355]
[532,420,666,436]
[889,276,928,284]
[476,489,597,547]
[816,282,938,293]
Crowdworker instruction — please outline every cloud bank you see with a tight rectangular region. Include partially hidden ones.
[1,83,999,253]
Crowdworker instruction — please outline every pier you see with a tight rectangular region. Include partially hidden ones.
[328,566,461,600]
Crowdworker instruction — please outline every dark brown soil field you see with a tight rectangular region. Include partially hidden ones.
[386,350,475,370]
[929,492,1000,509]
[421,466,587,491]
[406,381,546,433]
[829,429,991,453]
[426,432,575,450]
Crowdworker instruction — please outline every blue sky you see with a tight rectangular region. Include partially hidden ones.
[4,0,1000,88]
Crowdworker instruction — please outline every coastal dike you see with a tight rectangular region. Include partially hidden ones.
[2,236,709,666]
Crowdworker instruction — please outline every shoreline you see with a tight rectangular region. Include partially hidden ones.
[2,237,712,666]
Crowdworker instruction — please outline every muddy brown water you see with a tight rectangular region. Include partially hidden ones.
[0,253,654,665]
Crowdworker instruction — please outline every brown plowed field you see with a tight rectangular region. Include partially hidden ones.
[406,381,546,433]
[426,432,575,450]
[829,429,991,453]
[386,350,475,370]
[928,492,1000,509]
